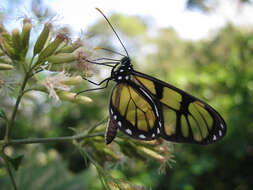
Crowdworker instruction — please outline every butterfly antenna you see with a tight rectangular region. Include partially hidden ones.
[96,8,129,57]
[98,47,126,57]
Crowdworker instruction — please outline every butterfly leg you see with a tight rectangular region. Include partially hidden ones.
[85,59,118,67]
[75,77,111,96]
[89,57,121,62]
[82,76,111,86]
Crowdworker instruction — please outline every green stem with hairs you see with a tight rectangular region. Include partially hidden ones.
[4,72,30,142]
[4,56,38,142]
[2,132,104,146]
[0,150,18,190]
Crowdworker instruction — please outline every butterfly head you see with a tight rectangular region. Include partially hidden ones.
[121,56,131,66]
[111,56,133,82]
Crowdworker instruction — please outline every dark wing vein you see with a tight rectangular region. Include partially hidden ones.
[189,112,204,140]
[193,103,211,134]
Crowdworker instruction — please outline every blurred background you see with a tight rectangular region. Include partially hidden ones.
[0,0,253,189]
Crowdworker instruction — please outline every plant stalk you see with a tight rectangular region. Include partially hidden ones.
[5,73,29,142]
[0,151,18,190]
[3,132,104,146]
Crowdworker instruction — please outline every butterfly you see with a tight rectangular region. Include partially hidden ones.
[85,8,226,145]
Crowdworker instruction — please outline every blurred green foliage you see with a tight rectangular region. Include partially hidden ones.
[147,24,253,189]
[1,1,253,189]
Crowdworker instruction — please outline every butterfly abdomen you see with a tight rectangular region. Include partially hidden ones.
[105,117,118,144]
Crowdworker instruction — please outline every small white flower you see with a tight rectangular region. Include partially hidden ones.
[42,71,71,101]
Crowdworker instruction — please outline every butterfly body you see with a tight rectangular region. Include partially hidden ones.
[110,57,132,82]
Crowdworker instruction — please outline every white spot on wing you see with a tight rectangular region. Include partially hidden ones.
[221,123,224,129]
[113,115,117,120]
[125,76,129,80]
[120,69,124,72]
[213,135,217,141]
[152,133,155,138]
[110,109,113,115]
[139,87,159,117]
[157,128,160,134]
[139,134,146,139]
[219,130,222,136]
[117,121,122,127]
[125,129,132,135]
[118,76,122,80]
[140,88,150,99]
[154,106,159,117]
[159,121,162,127]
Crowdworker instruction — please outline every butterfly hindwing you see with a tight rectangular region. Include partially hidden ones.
[131,71,226,144]
[107,82,161,143]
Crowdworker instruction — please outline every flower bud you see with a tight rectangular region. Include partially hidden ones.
[138,146,166,163]
[57,91,92,104]
[0,63,14,70]
[0,37,15,58]
[38,34,67,62]
[11,28,21,55]
[46,53,76,64]
[58,39,82,53]
[20,21,32,56]
[33,22,52,55]
[54,41,68,53]
[0,57,11,64]
[102,147,120,161]
[110,180,145,190]
[47,64,67,72]
[62,76,83,85]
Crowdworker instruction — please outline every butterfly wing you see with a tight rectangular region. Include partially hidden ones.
[130,71,226,145]
[106,82,161,144]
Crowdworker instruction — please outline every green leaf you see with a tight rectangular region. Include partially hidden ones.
[6,154,24,171]
[0,108,7,120]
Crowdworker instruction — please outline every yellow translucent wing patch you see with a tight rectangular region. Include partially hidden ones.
[137,109,148,131]
[128,85,155,130]
[126,100,136,126]
[146,110,155,130]
[163,107,177,136]
[135,76,156,94]
[160,88,182,110]
[111,84,156,131]
[111,84,122,107]
[119,86,130,116]
[188,115,202,142]
[189,101,213,131]
[188,102,209,139]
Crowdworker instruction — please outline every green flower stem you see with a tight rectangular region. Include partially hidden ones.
[4,73,30,142]
[0,151,18,190]
[87,117,108,133]
[78,146,111,190]
[28,55,35,69]
[0,119,106,146]
[4,132,103,146]
[4,56,37,142]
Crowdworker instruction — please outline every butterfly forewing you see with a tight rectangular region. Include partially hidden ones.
[106,83,160,143]
[131,71,226,144]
